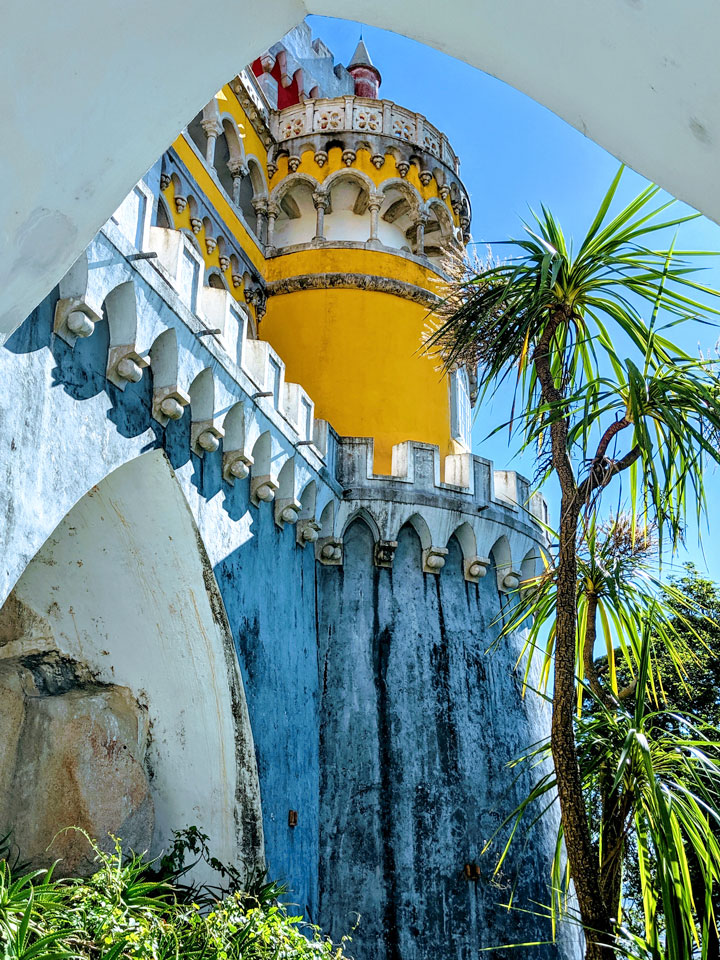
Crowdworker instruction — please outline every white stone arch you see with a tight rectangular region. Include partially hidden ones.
[378,177,422,251]
[104,281,138,348]
[447,520,477,562]
[320,167,376,243]
[270,172,319,248]
[297,478,317,520]
[0,449,263,880]
[341,506,381,543]
[269,171,320,208]
[489,534,519,594]
[424,196,456,254]
[149,327,180,390]
[403,511,433,551]
[218,113,246,165]
[246,155,268,199]
[320,166,377,201]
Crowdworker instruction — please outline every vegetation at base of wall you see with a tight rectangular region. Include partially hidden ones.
[428,167,720,959]
[0,828,351,960]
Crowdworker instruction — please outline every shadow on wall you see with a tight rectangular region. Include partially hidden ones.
[2,287,248,520]
[0,450,263,881]
[316,517,568,960]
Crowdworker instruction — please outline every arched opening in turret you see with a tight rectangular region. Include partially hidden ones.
[272,176,317,248]
[238,158,268,238]
[378,180,421,252]
[0,450,263,880]
[323,171,372,243]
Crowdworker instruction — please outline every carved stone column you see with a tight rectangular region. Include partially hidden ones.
[200,117,222,166]
[227,158,248,205]
[367,197,381,246]
[252,198,268,243]
[265,203,278,254]
[312,192,328,242]
[416,213,428,257]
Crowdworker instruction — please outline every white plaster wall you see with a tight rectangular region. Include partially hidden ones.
[2,2,719,340]
[8,449,263,879]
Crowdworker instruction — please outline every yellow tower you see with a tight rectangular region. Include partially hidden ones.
[163,36,473,474]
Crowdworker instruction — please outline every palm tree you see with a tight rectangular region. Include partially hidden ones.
[427,168,720,958]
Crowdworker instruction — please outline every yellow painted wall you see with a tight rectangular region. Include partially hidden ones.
[161,85,459,470]
[262,286,453,475]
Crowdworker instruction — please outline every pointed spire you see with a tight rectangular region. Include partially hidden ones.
[347,35,381,98]
[348,37,374,70]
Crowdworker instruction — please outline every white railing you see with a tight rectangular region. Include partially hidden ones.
[271,96,459,173]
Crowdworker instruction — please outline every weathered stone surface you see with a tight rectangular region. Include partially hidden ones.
[318,520,578,959]
[6,680,153,874]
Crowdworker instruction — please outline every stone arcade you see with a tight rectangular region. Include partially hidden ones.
[0,25,579,959]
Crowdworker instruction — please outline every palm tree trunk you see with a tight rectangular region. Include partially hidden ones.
[553,494,614,959]
[534,310,614,958]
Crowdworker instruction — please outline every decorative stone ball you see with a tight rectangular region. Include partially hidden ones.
[321,543,336,560]
[197,430,220,453]
[503,572,520,591]
[426,554,445,570]
[160,397,184,420]
[256,482,275,502]
[229,458,249,480]
[281,506,299,524]
[302,525,319,543]
[66,311,94,338]
[468,561,487,579]
[117,357,143,383]
[331,545,342,561]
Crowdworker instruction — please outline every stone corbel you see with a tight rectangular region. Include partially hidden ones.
[374,540,398,568]
[106,345,150,390]
[191,420,225,457]
[223,450,253,485]
[275,497,301,529]
[53,297,101,346]
[341,149,356,167]
[500,570,521,593]
[396,160,410,178]
[314,151,328,167]
[251,475,279,506]
[288,155,301,172]
[152,384,191,426]
[419,169,433,187]
[464,556,491,584]
[296,519,321,546]
[174,195,187,214]
[371,153,385,169]
[317,537,343,566]
[423,546,448,574]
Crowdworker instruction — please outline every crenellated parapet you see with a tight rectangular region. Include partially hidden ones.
[50,179,546,596]
[315,436,548,590]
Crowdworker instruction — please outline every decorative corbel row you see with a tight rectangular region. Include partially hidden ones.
[54,297,101,346]
[464,556,491,584]
[374,540,398,568]
[317,537,343,565]
[423,546,448,574]
[251,475,279,506]
[191,419,225,456]
[152,384,191,426]
[223,450,253,484]
[106,346,150,390]
[275,496,301,529]
[296,518,321,546]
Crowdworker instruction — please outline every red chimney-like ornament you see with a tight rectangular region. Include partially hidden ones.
[347,37,381,99]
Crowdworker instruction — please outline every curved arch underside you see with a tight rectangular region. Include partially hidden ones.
[1,1,718,338]
[0,450,263,879]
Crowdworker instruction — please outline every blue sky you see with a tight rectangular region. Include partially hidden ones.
[307,14,720,579]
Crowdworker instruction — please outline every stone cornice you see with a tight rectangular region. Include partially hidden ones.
[266,272,441,307]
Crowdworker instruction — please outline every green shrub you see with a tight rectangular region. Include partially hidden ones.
[0,830,351,960]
